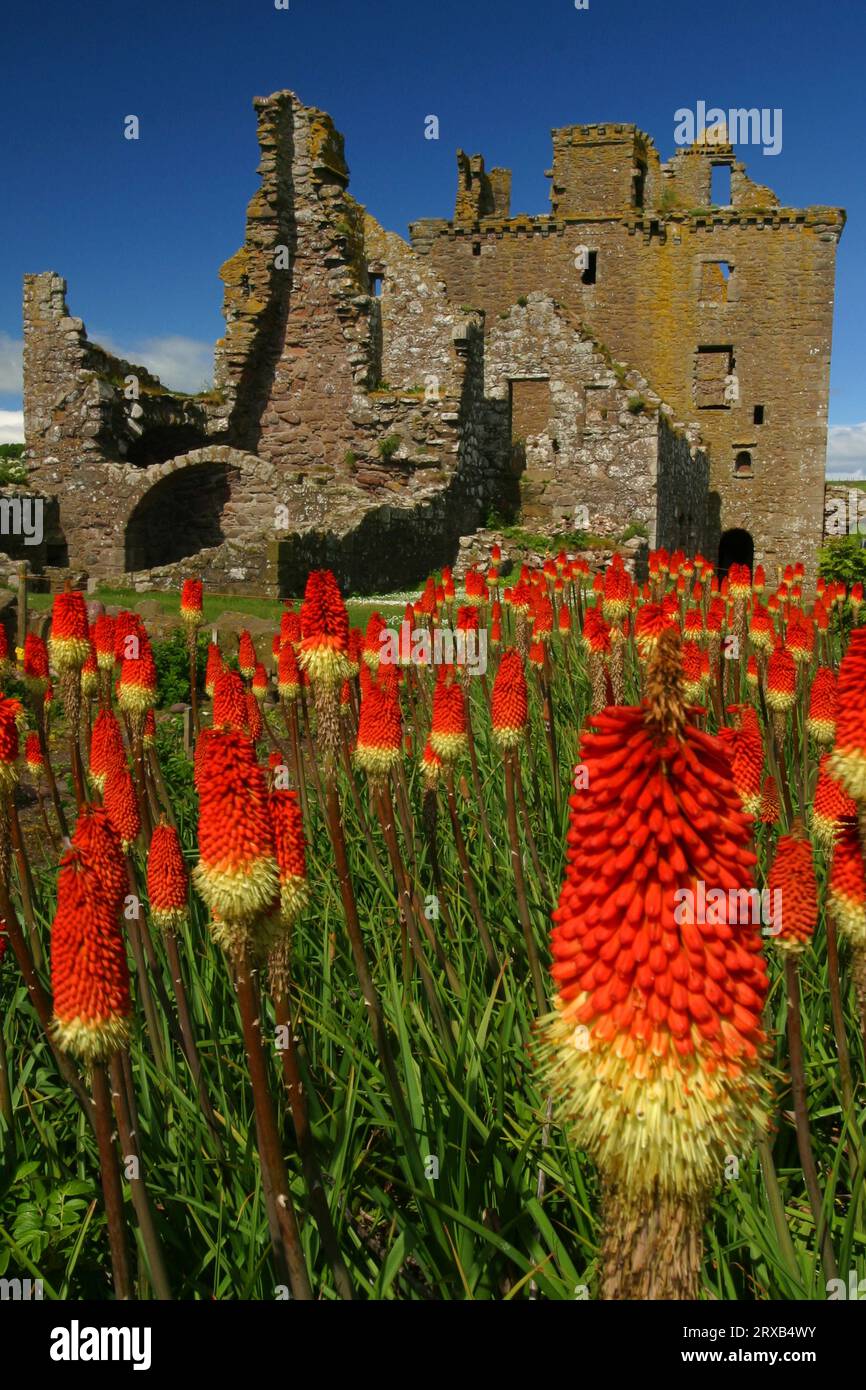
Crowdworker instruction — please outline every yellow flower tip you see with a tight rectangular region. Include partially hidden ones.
[537,1000,770,1200]
[50,1012,132,1064]
[192,855,280,926]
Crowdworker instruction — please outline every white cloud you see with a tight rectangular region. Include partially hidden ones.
[0,333,23,393]
[827,423,866,479]
[0,410,24,445]
[92,332,214,394]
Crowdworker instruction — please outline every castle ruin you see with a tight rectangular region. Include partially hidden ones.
[20,91,844,592]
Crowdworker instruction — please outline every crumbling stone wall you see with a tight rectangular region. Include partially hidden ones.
[482,293,707,551]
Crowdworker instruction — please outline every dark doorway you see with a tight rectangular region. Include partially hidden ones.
[718,527,754,578]
[125,462,231,570]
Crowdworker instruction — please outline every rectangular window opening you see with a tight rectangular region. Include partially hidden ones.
[710,163,732,206]
[754,404,765,425]
[581,250,598,285]
[695,345,734,410]
[700,261,731,302]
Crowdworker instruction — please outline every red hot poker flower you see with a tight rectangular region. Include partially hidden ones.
[147,823,189,931]
[298,570,351,686]
[429,671,468,763]
[828,822,866,952]
[50,849,132,1062]
[767,828,817,955]
[830,627,866,801]
[540,630,769,1204]
[807,666,837,745]
[268,789,309,926]
[103,760,141,850]
[49,591,90,672]
[193,730,279,931]
[491,648,528,750]
[354,683,403,778]
[180,579,203,626]
[238,630,257,680]
[89,709,125,794]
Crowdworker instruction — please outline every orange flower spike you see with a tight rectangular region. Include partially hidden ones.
[24,730,44,777]
[277,641,301,701]
[23,633,50,693]
[353,684,403,778]
[765,645,797,712]
[212,669,248,734]
[830,627,866,801]
[539,628,770,1216]
[0,697,21,791]
[50,849,132,1062]
[103,760,141,851]
[429,669,468,763]
[118,641,158,721]
[828,823,866,952]
[297,569,351,687]
[180,578,203,627]
[72,805,127,911]
[807,666,837,746]
[491,648,528,750]
[147,822,189,932]
[717,705,764,817]
[238,630,257,680]
[268,788,309,926]
[49,591,90,672]
[89,708,125,794]
[767,828,818,955]
[204,642,223,699]
[92,614,117,671]
[811,754,858,850]
[252,663,269,703]
[193,730,279,932]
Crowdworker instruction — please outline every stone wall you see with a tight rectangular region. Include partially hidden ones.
[411,127,843,579]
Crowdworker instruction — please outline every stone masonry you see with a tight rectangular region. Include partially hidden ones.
[19,97,843,594]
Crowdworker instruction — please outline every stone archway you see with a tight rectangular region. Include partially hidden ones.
[122,447,270,573]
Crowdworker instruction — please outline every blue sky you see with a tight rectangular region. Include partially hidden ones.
[2,0,863,473]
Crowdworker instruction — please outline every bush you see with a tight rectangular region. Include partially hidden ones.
[818,534,866,586]
[150,629,208,708]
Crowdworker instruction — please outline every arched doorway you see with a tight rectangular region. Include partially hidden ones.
[718,527,754,578]
[125,462,231,570]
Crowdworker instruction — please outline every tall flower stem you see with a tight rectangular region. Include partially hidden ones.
[107,1051,172,1299]
[6,796,43,969]
[35,704,68,838]
[375,782,454,1046]
[784,954,839,1282]
[323,774,429,1190]
[269,957,353,1300]
[599,1183,703,1299]
[232,945,313,1300]
[443,770,499,974]
[91,1060,133,1299]
[504,750,546,1015]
